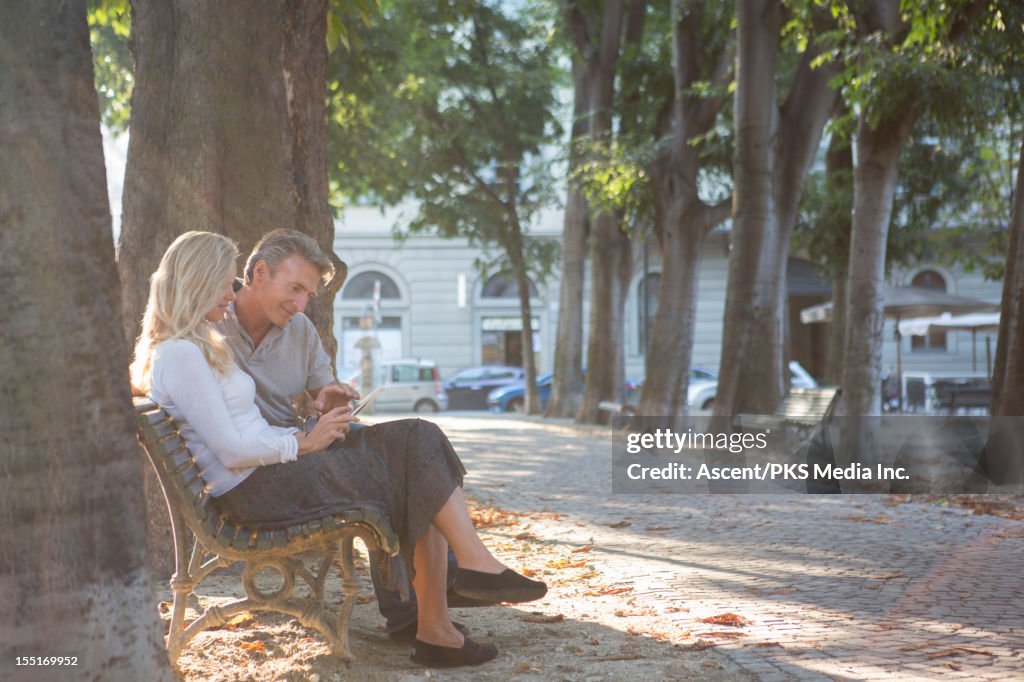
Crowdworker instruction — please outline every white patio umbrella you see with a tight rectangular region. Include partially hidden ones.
[800,286,999,409]
[898,311,1001,373]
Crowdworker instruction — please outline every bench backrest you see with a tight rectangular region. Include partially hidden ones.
[133,397,399,560]
[773,387,841,425]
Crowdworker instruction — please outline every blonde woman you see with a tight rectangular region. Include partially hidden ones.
[131,232,546,668]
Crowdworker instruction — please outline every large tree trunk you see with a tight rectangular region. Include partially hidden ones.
[823,131,854,384]
[578,214,633,423]
[715,1,839,417]
[984,133,1024,483]
[547,22,591,419]
[638,203,703,416]
[547,180,588,417]
[838,109,917,477]
[0,1,172,678]
[637,1,732,418]
[575,0,628,424]
[714,0,782,418]
[120,0,339,577]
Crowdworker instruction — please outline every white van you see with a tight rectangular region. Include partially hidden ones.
[347,359,448,413]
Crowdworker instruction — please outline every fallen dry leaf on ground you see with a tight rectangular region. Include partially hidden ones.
[223,613,255,630]
[700,613,750,627]
[585,585,633,596]
[237,641,266,653]
[514,531,539,540]
[520,614,565,623]
[546,558,589,569]
[572,545,592,553]
[469,503,521,528]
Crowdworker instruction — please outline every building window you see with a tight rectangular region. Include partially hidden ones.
[481,272,538,299]
[910,270,947,352]
[341,271,401,300]
[637,273,660,353]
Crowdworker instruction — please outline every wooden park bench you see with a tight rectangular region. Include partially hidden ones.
[933,380,992,414]
[133,397,399,667]
[735,386,842,440]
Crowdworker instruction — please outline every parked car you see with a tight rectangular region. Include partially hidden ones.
[345,359,448,413]
[687,361,817,411]
[487,372,554,413]
[444,365,524,410]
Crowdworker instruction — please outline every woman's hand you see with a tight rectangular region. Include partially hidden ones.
[297,407,359,454]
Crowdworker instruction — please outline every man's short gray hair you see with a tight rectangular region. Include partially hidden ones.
[244,229,334,285]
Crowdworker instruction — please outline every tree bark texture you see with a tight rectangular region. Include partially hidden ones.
[547,5,592,418]
[637,1,733,418]
[714,0,783,418]
[991,134,1024,416]
[715,0,840,417]
[120,0,342,352]
[983,134,1024,484]
[121,0,340,577]
[838,110,917,476]
[0,1,172,678]
[575,0,629,424]
[823,133,853,385]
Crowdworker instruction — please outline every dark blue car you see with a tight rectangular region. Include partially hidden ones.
[487,372,554,413]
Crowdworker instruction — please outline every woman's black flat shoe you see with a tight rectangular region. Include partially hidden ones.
[389,620,469,643]
[452,567,548,603]
[411,637,498,667]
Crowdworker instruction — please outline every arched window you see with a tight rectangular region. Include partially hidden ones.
[910,270,947,351]
[481,272,538,299]
[637,273,660,353]
[341,271,401,300]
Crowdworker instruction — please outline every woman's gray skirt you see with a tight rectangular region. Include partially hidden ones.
[215,418,466,578]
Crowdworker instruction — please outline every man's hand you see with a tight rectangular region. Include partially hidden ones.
[299,407,360,453]
[312,382,360,414]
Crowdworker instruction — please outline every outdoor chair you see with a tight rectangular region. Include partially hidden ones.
[735,386,842,440]
[133,397,399,667]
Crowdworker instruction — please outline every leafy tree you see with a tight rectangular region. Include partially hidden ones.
[327,0,564,414]
[795,122,996,382]
[87,0,132,131]
[544,0,620,420]
[0,1,171,677]
[712,0,842,418]
[569,0,736,419]
[827,0,990,429]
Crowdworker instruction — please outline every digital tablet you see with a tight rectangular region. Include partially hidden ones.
[350,386,384,416]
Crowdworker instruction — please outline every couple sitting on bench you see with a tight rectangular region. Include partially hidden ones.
[130,230,546,668]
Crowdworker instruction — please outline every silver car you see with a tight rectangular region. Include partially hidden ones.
[347,359,448,413]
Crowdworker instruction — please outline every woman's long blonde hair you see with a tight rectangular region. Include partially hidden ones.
[130,231,239,394]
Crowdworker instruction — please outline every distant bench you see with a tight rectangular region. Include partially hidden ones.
[933,381,991,413]
[134,397,398,667]
[735,387,842,439]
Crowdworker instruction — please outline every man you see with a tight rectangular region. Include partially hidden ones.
[216,229,471,642]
